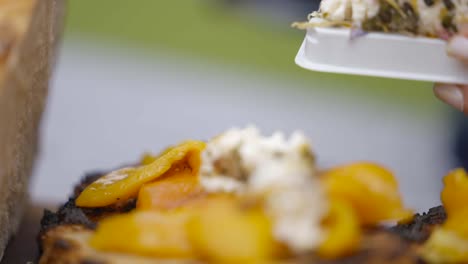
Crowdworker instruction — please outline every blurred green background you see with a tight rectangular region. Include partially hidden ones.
[32,0,452,208]
[65,0,437,114]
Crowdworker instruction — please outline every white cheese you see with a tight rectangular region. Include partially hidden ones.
[453,0,468,30]
[319,0,380,23]
[417,0,445,36]
[199,126,328,252]
[199,176,244,193]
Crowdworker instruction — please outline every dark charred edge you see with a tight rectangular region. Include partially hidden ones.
[296,229,425,264]
[39,171,105,233]
[81,198,137,220]
[39,197,137,232]
[390,205,446,242]
[38,198,97,255]
[40,198,97,232]
[79,259,107,264]
[38,171,137,254]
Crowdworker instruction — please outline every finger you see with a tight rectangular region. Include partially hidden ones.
[434,83,468,114]
[447,36,468,63]
[459,23,468,37]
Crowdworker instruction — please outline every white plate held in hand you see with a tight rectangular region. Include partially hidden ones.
[295,27,468,84]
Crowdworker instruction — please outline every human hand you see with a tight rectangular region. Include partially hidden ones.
[434,25,468,113]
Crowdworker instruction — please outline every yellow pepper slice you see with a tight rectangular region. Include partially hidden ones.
[90,210,194,258]
[321,162,412,225]
[139,145,177,166]
[76,140,205,207]
[140,153,158,166]
[421,168,468,263]
[441,168,468,218]
[421,227,468,264]
[421,210,468,263]
[187,196,275,263]
[318,199,361,259]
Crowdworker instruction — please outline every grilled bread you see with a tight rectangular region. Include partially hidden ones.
[37,127,456,264]
[38,172,446,264]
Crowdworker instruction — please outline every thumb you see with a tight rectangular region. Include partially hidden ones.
[434,83,468,114]
[447,36,468,63]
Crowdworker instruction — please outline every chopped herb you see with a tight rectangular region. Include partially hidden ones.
[380,9,393,23]
[424,0,435,7]
[362,1,419,35]
[402,2,416,16]
[442,14,457,33]
[442,0,455,10]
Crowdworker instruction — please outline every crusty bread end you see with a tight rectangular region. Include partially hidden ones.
[0,0,65,260]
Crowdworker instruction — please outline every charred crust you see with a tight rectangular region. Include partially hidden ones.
[80,198,137,221]
[40,198,97,232]
[298,230,423,264]
[53,238,73,250]
[390,206,446,242]
[39,170,137,240]
[38,172,136,257]
[80,258,107,264]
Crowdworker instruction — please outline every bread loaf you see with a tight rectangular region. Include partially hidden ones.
[0,0,65,260]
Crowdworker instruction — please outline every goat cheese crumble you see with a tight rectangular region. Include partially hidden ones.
[320,0,380,22]
[200,126,328,252]
[312,0,467,37]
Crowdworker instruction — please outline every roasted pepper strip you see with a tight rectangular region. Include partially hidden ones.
[318,199,361,259]
[441,168,468,218]
[421,168,468,263]
[187,196,275,263]
[76,140,205,207]
[137,163,205,211]
[322,162,412,225]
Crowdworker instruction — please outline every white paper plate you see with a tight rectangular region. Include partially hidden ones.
[295,27,468,84]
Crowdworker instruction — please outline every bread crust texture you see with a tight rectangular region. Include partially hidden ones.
[0,0,65,260]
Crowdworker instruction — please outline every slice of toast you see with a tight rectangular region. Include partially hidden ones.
[0,0,65,260]
[38,172,446,264]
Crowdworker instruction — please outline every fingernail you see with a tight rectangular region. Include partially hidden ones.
[459,23,468,37]
[447,36,468,60]
[434,84,464,111]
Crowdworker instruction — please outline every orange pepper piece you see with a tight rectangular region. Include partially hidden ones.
[318,199,361,259]
[421,168,468,263]
[137,164,205,210]
[90,210,194,258]
[441,168,468,218]
[421,209,468,263]
[76,140,205,207]
[187,196,275,263]
[321,162,412,225]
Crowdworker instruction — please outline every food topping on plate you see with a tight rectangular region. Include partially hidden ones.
[200,126,328,252]
[75,140,205,207]
[292,0,467,39]
[322,162,413,225]
[38,127,468,263]
[421,168,468,263]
